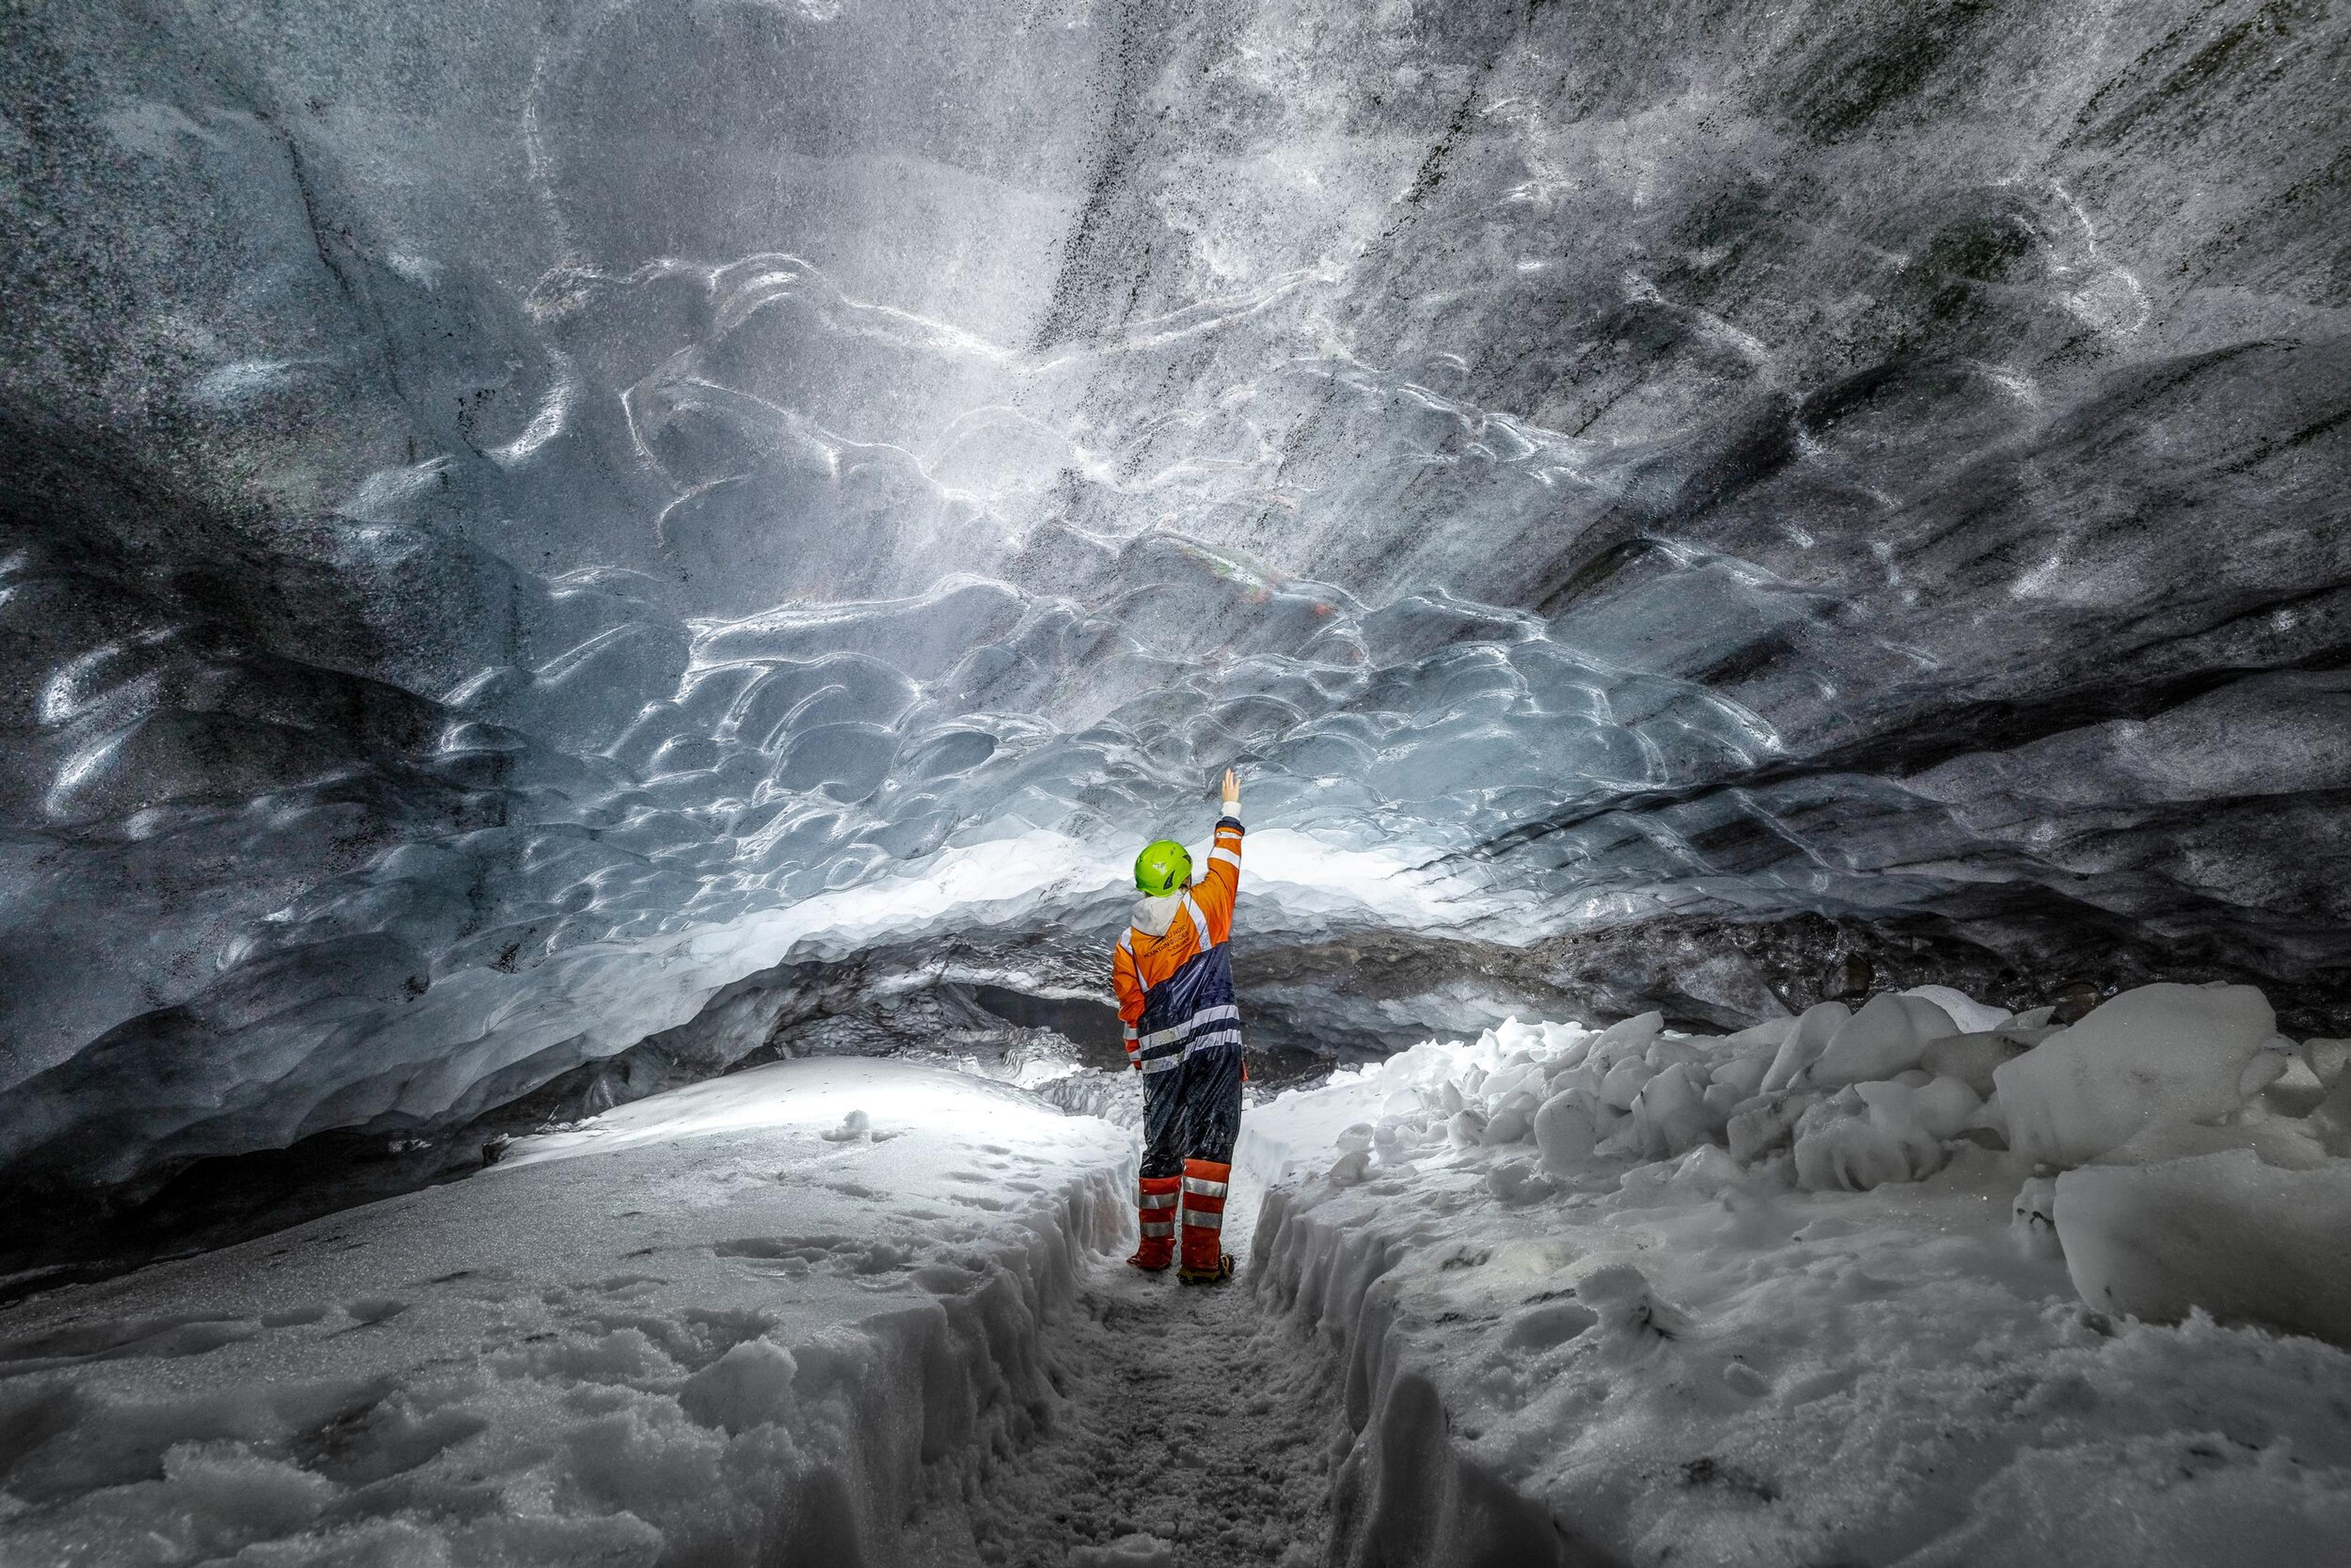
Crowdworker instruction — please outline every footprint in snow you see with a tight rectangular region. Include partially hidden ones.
[713,1235,913,1277]
[1071,1534,1176,1568]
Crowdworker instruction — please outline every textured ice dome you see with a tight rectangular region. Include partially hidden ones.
[3,0,2349,1212]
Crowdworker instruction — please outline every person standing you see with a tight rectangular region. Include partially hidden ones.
[1112,768,1246,1284]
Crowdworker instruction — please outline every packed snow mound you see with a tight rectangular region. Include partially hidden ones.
[1250,982,2351,1345]
[0,1060,1130,1567]
[1996,981,2276,1166]
[2057,1152,2351,1346]
[8,0,2351,1210]
[1242,1001,2351,1566]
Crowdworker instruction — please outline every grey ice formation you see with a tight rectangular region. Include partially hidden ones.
[2,0,2347,1246]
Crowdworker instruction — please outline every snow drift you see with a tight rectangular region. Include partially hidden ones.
[0,1059,1131,1566]
[1242,987,2351,1568]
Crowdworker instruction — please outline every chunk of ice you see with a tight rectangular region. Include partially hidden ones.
[1808,993,1960,1089]
[1533,1089,1598,1173]
[1761,1001,1850,1093]
[2055,1149,2351,1345]
[1995,983,2275,1168]
[1901,985,2011,1033]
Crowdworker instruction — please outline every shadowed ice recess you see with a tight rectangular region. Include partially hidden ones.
[3,0,2349,1227]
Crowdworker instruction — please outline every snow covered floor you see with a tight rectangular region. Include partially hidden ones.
[0,1060,1130,1567]
[1242,1021,2351,1568]
[903,1169,1342,1568]
[17,998,2349,1568]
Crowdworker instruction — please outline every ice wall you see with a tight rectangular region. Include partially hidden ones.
[3,0,2349,1222]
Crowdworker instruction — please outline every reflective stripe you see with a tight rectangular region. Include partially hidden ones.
[1180,1207,1226,1231]
[1138,1054,1182,1075]
[1138,1003,1238,1052]
[1182,1176,1229,1198]
[1122,1024,1138,1041]
[1142,1011,1241,1048]
[1123,899,1211,962]
[1139,1221,1174,1237]
[1209,847,1240,868]
[1139,1191,1179,1209]
[1183,1027,1242,1056]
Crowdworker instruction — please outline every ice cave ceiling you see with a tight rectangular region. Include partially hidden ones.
[2,0,2349,1236]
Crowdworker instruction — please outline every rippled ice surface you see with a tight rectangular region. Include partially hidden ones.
[4,0,2350,1207]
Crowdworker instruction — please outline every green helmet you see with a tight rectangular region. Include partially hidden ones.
[1134,839,1192,896]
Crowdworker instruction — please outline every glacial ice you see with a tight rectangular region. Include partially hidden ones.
[7,0,2351,1223]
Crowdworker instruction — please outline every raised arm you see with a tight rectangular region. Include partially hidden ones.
[1194,768,1243,944]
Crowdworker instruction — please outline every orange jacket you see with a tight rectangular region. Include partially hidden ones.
[1111,812,1243,1057]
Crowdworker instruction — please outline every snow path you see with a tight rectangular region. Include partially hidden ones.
[906,1176,1342,1568]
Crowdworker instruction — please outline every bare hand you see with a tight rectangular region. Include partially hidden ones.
[1220,767,1240,806]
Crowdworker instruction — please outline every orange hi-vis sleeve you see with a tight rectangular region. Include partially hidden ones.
[1112,937,1144,1024]
[1112,937,1144,1063]
[1194,813,1243,945]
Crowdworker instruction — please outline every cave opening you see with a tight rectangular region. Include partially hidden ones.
[3,0,2349,1562]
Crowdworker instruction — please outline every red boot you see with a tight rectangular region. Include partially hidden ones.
[1176,1159,1234,1284]
[1127,1174,1179,1271]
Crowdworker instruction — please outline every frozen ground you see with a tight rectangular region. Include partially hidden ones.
[1243,996,2351,1567]
[0,1060,1130,1566]
[9,988,2351,1567]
